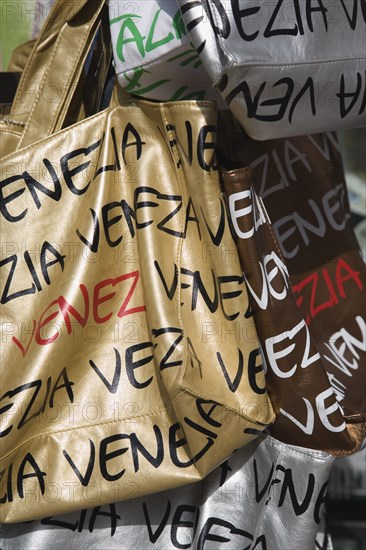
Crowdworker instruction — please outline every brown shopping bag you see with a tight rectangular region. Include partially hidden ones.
[218,115,366,455]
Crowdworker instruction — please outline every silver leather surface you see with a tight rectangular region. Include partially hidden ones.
[109,0,224,104]
[178,0,366,139]
[0,434,334,549]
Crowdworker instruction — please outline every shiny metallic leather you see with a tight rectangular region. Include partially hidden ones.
[177,0,366,140]
[0,0,107,156]
[217,114,366,456]
[109,0,224,104]
[0,0,274,523]
[6,40,36,72]
[0,435,334,549]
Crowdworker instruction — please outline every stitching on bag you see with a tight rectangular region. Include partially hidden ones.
[0,129,23,140]
[19,23,68,146]
[20,7,103,146]
[0,106,113,162]
[156,102,215,109]
[0,118,26,127]
[0,402,179,461]
[177,381,271,426]
[229,56,366,70]
[10,0,65,113]
[265,435,334,461]
[39,22,90,136]
[0,387,273,462]
[53,5,107,131]
[282,445,334,462]
[160,103,187,384]
[11,34,40,114]
[2,386,268,462]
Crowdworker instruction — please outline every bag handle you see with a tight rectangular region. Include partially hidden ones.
[11,0,106,149]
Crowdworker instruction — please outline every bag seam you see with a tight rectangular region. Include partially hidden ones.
[17,22,68,148]
[160,102,189,389]
[227,56,366,70]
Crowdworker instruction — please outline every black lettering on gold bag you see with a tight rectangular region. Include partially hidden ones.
[0,0,274,523]
[217,114,366,455]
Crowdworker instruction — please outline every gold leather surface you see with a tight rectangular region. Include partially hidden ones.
[0,97,274,523]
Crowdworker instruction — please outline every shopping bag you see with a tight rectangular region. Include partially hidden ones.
[109,0,221,102]
[177,0,366,140]
[0,0,111,157]
[0,0,274,523]
[0,434,335,550]
[217,114,366,455]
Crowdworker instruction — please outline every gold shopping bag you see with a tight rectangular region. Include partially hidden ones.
[0,0,274,523]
